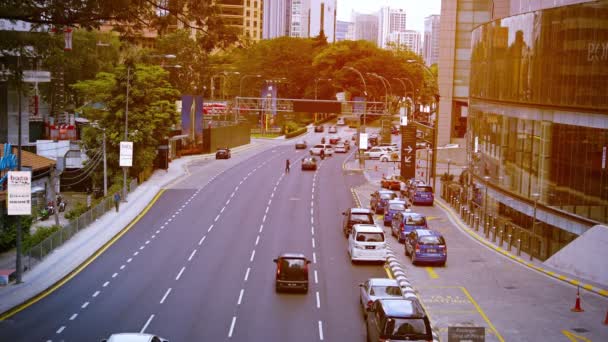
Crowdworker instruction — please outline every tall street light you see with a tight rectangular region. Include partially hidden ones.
[239,74,262,97]
[367,73,388,113]
[314,77,332,100]
[342,66,368,127]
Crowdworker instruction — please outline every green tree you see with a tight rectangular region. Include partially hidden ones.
[72,64,180,185]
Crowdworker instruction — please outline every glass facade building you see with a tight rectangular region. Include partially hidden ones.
[467,1,608,259]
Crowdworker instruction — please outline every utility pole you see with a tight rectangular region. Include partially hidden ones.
[50,165,59,226]
[15,53,23,283]
[123,66,129,202]
[103,129,107,196]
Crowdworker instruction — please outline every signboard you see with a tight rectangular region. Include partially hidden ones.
[7,171,31,215]
[119,141,133,167]
[447,326,485,342]
[400,115,408,126]
[359,133,369,150]
[400,125,416,180]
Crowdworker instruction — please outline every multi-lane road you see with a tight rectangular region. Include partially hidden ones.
[1,125,607,341]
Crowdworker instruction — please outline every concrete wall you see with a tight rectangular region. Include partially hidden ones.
[202,124,251,153]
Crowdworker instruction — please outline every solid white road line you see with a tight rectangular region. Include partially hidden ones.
[237,289,244,305]
[140,314,154,333]
[69,313,77,321]
[188,249,197,261]
[318,321,324,340]
[244,267,250,281]
[82,302,89,309]
[160,288,172,304]
[199,236,206,245]
[56,326,65,334]
[175,266,186,281]
[228,316,237,338]
[316,291,321,308]
[250,250,256,262]
[314,270,318,284]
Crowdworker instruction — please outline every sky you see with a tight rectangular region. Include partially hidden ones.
[336,0,442,33]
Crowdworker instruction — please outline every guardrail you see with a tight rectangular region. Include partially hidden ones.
[23,179,139,271]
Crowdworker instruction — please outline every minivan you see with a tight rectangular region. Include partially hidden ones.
[348,224,387,263]
[391,211,428,243]
[273,253,311,293]
[404,229,447,266]
[366,298,433,341]
[409,185,434,205]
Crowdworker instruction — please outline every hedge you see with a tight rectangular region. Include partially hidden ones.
[285,127,307,139]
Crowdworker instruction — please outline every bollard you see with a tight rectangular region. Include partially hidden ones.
[530,237,534,261]
[475,216,480,231]
[499,228,504,246]
[492,226,497,242]
[517,239,522,256]
[508,234,513,251]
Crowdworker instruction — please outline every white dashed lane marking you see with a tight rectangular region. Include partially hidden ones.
[198,236,206,245]
[188,249,197,261]
[160,288,172,304]
[140,314,154,333]
[175,266,186,281]
[244,268,250,281]
[81,302,89,309]
[69,313,77,321]
[237,289,244,305]
[56,326,65,334]
[250,250,256,262]
[228,316,237,338]
[316,291,321,308]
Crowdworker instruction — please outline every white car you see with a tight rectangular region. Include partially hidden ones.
[335,143,348,153]
[348,224,387,263]
[359,278,403,317]
[309,144,334,156]
[337,117,346,125]
[103,333,169,342]
[364,146,391,159]
[328,125,338,133]
[379,151,400,162]
[378,143,399,152]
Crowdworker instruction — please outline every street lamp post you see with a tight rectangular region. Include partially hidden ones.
[531,192,540,259]
[122,65,130,202]
[222,71,240,100]
[483,175,491,228]
[367,73,388,112]
[342,66,369,169]
[239,74,262,97]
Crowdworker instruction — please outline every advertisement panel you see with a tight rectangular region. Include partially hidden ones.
[119,141,133,167]
[7,171,31,215]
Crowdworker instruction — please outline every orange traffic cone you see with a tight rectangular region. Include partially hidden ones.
[571,287,584,312]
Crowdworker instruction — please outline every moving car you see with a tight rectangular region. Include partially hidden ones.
[342,207,375,237]
[370,190,397,214]
[364,146,391,159]
[404,229,447,266]
[348,224,387,263]
[381,175,403,191]
[409,185,434,206]
[215,147,231,159]
[314,125,324,132]
[329,135,341,145]
[337,117,346,125]
[391,211,428,243]
[328,125,338,133]
[383,199,408,227]
[309,144,334,156]
[335,143,348,153]
[301,156,318,171]
[366,298,433,342]
[378,143,399,152]
[379,151,400,163]
[102,333,169,342]
[359,278,402,318]
[368,134,379,146]
[295,140,307,149]
[273,253,311,293]
[391,125,400,135]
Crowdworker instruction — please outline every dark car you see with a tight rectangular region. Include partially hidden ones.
[404,229,447,266]
[368,134,379,146]
[409,185,434,206]
[391,125,400,135]
[301,156,318,171]
[215,147,231,159]
[370,190,397,214]
[273,253,311,293]
[295,140,307,149]
[314,125,324,132]
[342,207,375,237]
[383,199,408,227]
[391,211,428,243]
[329,136,341,145]
[366,298,433,342]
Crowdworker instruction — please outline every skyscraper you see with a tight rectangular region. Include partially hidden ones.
[336,20,355,41]
[423,15,440,65]
[377,7,407,49]
[353,13,379,45]
[217,0,263,41]
[387,30,421,53]
[263,0,291,39]
[289,0,310,37]
[309,0,337,42]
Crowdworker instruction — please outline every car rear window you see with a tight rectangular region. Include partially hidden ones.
[419,236,444,245]
[278,258,307,280]
[314,145,324,148]
[405,215,426,226]
[386,318,430,339]
[356,232,385,242]
[389,203,406,211]
[371,286,402,297]
[416,186,433,192]
[380,193,395,200]
[351,213,374,224]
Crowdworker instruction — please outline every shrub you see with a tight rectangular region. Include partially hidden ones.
[24,225,61,251]
[0,215,33,253]
[283,121,300,134]
[285,127,307,139]
[441,172,455,182]
[65,201,89,220]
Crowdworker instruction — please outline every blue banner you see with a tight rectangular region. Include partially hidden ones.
[181,95,194,137]
[194,96,203,144]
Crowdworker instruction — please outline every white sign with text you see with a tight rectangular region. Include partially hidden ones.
[7,171,32,215]
[119,141,133,167]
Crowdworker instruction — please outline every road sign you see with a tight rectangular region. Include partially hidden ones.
[447,326,485,342]
[119,141,133,167]
[400,124,416,180]
[7,171,32,215]
[359,133,368,150]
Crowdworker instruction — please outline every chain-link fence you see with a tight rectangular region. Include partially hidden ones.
[23,179,138,271]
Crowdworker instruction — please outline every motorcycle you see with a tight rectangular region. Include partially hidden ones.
[58,200,67,212]
[46,201,55,216]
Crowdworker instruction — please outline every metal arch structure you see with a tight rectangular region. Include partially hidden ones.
[233,97,386,115]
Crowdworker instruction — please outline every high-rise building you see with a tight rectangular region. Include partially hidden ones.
[387,30,421,54]
[289,0,310,37]
[423,14,440,66]
[353,13,379,45]
[309,0,337,42]
[336,20,354,41]
[263,0,291,39]
[377,7,407,49]
[217,0,263,41]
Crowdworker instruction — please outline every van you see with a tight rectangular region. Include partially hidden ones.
[348,224,387,263]
[273,253,311,293]
[366,298,433,341]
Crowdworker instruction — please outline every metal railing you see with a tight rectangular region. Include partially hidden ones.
[23,179,138,271]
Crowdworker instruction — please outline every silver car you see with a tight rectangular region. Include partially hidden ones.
[359,278,403,318]
[103,333,169,342]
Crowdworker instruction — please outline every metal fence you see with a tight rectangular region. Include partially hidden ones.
[23,179,139,271]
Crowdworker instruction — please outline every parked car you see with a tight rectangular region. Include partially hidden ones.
[391,211,428,243]
[404,229,447,266]
[273,253,311,293]
[328,125,338,133]
[409,185,434,206]
[314,125,324,132]
[359,278,402,318]
[309,144,334,156]
[301,156,318,171]
[366,298,433,342]
[215,147,231,159]
[348,224,387,263]
[295,140,307,149]
[335,143,348,153]
[391,125,400,135]
[337,117,346,126]
[329,135,341,145]
[383,199,408,226]
[364,146,391,159]
[381,175,403,191]
[342,207,375,237]
[370,190,397,214]
[102,333,169,342]
[368,134,379,146]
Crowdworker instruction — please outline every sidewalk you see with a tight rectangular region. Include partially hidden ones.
[343,154,608,298]
[0,142,257,317]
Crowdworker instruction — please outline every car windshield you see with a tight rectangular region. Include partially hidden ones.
[350,213,373,223]
[314,145,324,148]
[356,232,384,242]
[380,193,395,200]
[386,318,429,338]
[416,186,433,193]
[389,203,406,211]
[405,215,426,226]
[278,258,307,281]
[370,285,402,297]
[419,236,444,245]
